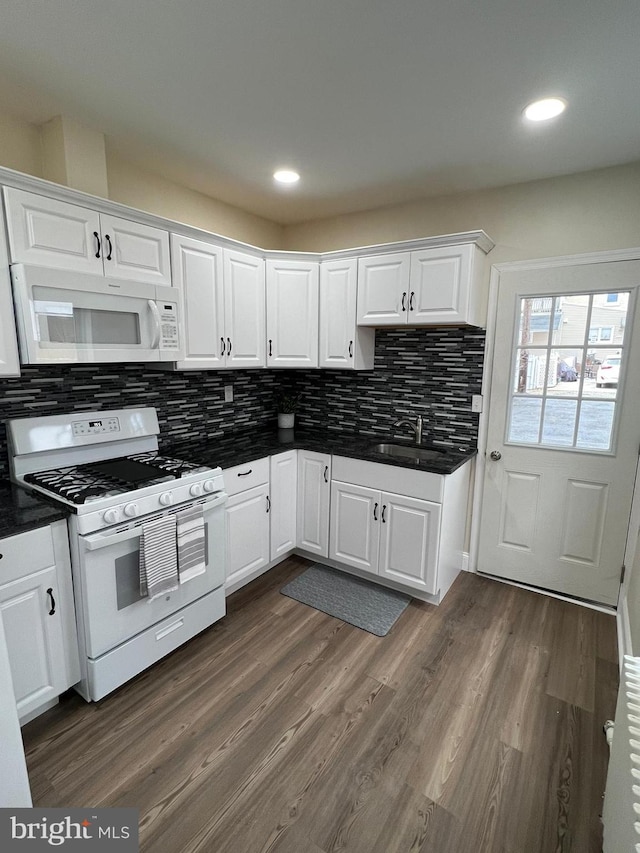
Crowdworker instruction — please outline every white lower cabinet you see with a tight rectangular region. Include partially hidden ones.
[270,451,297,561]
[0,520,80,722]
[330,483,440,593]
[224,458,271,591]
[329,456,470,600]
[297,451,331,557]
[223,454,298,592]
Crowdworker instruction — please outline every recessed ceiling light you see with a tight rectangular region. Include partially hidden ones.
[273,169,300,185]
[523,97,567,122]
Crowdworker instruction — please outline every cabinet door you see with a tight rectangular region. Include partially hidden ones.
[266,259,319,367]
[319,258,375,370]
[224,250,266,368]
[356,253,410,326]
[329,481,379,574]
[0,566,68,719]
[409,245,473,325]
[225,484,270,589]
[100,214,171,285]
[297,451,331,557]
[171,235,225,369]
[378,492,441,593]
[3,187,102,274]
[270,451,298,561]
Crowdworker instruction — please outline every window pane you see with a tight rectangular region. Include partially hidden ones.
[549,348,581,396]
[519,297,551,345]
[576,401,615,451]
[552,294,589,346]
[541,399,577,446]
[512,349,549,393]
[508,397,542,443]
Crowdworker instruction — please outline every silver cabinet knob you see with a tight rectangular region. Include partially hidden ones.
[490,450,502,461]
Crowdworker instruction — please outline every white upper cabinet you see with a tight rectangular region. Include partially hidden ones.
[320,258,374,370]
[357,243,486,327]
[356,252,411,326]
[171,235,225,369]
[224,250,266,369]
[170,237,265,370]
[4,188,170,286]
[266,258,319,368]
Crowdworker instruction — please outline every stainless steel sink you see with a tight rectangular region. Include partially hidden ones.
[370,443,444,461]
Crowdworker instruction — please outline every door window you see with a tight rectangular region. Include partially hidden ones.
[507,292,630,451]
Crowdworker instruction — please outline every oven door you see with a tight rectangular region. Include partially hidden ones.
[11,264,181,363]
[74,497,225,659]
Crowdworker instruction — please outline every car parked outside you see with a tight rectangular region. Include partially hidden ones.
[596,356,621,387]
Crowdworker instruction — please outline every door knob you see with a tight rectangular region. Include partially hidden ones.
[490,450,502,461]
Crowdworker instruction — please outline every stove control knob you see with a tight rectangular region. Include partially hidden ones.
[103,508,119,525]
[203,479,216,493]
[189,483,203,497]
[123,503,139,518]
[159,492,173,506]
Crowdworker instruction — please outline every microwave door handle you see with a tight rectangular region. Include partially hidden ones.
[148,300,162,349]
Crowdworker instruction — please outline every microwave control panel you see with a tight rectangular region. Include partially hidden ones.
[158,302,180,349]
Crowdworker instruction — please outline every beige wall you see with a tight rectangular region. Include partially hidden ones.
[105,148,283,249]
[0,110,43,178]
[283,162,640,265]
[0,108,282,249]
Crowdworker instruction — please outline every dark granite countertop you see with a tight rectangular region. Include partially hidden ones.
[166,427,477,476]
[0,480,69,540]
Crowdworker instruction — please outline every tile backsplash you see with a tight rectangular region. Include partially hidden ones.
[289,327,485,447]
[0,326,484,478]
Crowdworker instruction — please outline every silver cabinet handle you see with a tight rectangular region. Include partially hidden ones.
[490,450,502,461]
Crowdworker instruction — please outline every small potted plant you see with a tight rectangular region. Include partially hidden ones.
[275,390,301,429]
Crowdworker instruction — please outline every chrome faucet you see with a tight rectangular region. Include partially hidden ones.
[393,415,423,445]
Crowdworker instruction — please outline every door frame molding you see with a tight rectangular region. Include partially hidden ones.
[469,247,640,605]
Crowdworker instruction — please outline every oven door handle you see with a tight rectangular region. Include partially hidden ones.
[148,300,162,349]
[83,525,144,551]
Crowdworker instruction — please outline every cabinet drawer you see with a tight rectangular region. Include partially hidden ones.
[332,456,444,503]
[223,457,270,496]
[0,525,55,584]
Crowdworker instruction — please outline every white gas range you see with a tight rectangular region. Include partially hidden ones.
[7,407,228,702]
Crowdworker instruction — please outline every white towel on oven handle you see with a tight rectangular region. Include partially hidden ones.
[139,514,179,601]
[177,504,206,583]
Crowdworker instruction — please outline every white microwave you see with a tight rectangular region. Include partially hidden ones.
[10,264,184,365]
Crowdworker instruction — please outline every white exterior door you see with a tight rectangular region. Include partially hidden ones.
[378,492,440,594]
[478,257,640,606]
[225,484,270,589]
[356,253,410,326]
[266,259,319,367]
[3,187,102,274]
[171,235,225,368]
[330,481,379,574]
[297,451,331,557]
[99,214,171,286]
[0,566,68,719]
[270,451,298,561]
[224,250,266,368]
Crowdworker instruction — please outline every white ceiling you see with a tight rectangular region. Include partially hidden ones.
[0,0,639,225]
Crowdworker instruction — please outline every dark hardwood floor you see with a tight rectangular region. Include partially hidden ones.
[21,557,618,852]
